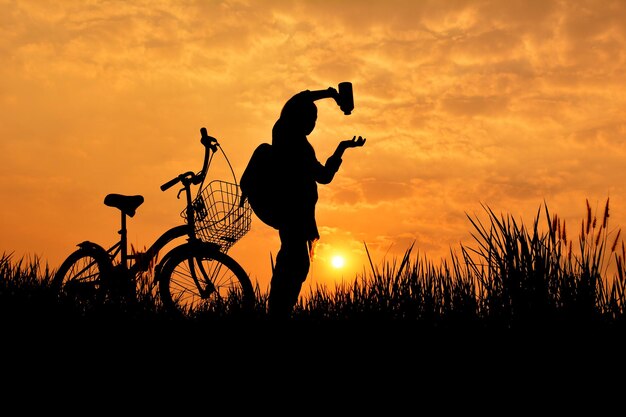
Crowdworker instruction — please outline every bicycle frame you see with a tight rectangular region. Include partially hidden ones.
[99,223,191,277]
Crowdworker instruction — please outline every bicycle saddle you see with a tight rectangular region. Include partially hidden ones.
[104,194,144,217]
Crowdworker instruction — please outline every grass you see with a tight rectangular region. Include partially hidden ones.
[2,199,625,330]
[295,198,625,329]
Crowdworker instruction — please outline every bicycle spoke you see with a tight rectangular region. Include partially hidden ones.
[68,261,100,283]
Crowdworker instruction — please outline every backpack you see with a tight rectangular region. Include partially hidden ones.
[239,143,283,229]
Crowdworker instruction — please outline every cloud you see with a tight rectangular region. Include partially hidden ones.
[440,94,510,117]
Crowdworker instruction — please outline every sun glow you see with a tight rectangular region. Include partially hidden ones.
[331,255,346,269]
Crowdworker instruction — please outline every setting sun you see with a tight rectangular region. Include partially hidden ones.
[331,255,346,269]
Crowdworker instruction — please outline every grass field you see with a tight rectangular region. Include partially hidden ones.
[2,199,625,331]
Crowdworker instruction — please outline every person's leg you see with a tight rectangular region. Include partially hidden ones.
[268,230,311,319]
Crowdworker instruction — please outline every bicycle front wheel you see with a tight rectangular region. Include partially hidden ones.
[159,245,254,317]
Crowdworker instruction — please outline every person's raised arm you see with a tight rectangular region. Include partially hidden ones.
[308,87,340,104]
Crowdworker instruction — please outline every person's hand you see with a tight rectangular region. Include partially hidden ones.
[340,136,366,149]
[327,87,340,105]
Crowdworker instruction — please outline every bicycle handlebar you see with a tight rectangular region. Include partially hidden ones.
[200,127,218,151]
[160,172,190,191]
[160,127,218,192]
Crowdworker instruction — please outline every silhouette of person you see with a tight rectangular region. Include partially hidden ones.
[268,87,366,319]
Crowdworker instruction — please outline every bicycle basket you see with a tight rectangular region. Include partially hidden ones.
[181,180,252,252]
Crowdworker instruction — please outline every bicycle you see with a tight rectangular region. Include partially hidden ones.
[53,127,255,317]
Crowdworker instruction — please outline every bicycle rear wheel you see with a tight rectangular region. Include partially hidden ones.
[158,244,254,317]
[53,246,112,306]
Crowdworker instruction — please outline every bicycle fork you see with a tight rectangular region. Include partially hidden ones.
[187,256,217,299]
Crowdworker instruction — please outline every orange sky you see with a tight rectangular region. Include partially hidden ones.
[2,0,625,293]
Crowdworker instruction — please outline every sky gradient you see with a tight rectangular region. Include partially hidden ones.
[2,0,625,292]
